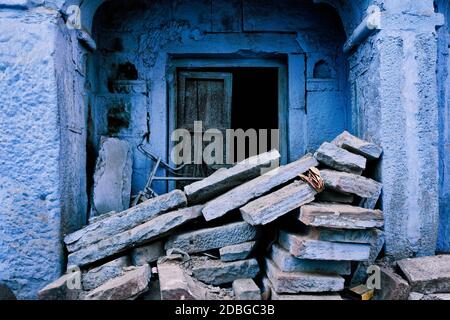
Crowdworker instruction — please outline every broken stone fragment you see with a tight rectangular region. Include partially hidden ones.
[82,256,130,291]
[265,258,344,294]
[165,221,258,254]
[270,243,351,275]
[397,255,450,293]
[314,142,367,174]
[278,230,371,261]
[202,154,318,221]
[298,202,384,229]
[184,150,280,204]
[84,265,150,300]
[241,181,317,226]
[320,169,382,209]
[38,271,83,300]
[332,131,382,160]
[68,205,203,267]
[232,278,261,300]
[374,266,410,300]
[219,241,256,262]
[65,190,187,253]
[131,241,165,266]
[316,189,354,204]
[90,137,133,217]
[191,258,260,286]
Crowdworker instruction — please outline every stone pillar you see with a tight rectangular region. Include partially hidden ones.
[374,0,443,258]
[0,3,64,299]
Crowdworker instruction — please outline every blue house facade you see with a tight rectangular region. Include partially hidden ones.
[0,0,448,298]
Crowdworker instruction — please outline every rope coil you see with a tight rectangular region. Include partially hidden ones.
[299,167,325,193]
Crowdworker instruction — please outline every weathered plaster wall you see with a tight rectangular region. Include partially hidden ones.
[0,5,64,299]
[90,0,349,196]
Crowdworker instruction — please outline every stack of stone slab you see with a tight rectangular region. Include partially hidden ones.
[264,131,385,299]
[38,131,386,300]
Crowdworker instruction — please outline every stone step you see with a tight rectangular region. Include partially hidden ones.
[68,205,203,267]
[64,190,187,253]
[270,243,351,275]
[320,169,382,209]
[184,150,280,204]
[84,265,150,300]
[298,202,384,229]
[278,230,371,261]
[191,257,260,286]
[265,258,345,294]
[332,131,382,160]
[202,154,318,221]
[397,255,450,293]
[241,181,317,226]
[232,278,261,300]
[165,221,258,254]
[219,241,256,262]
[314,142,366,174]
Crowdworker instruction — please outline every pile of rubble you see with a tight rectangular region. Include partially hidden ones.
[38,131,388,300]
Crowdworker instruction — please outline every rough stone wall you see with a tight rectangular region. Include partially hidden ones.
[0,5,64,299]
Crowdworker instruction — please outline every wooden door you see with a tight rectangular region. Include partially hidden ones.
[176,71,232,187]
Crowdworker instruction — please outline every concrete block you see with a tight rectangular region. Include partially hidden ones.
[278,230,371,261]
[68,205,202,267]
[191,258,260,286]
[314,142,366,174]
[165,221,258,254]
[131,241,165,266]
[185,150,280,204]
[202,154,318,221]
[270,243,351,275]
[82,256,130,291]
[232,278,261,300]
[65,190,187,253]
[298,203,384,229]
[375,267,410,300]
[38,272,82,300]
[265,258,345,293]
[84,265,150,300]
[220,241,256,262]
[90,137,133,217]
[332,131,382,160]
[397,255,450,293]
[320,169,382,209]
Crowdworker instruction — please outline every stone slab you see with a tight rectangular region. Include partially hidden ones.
[65,190,187,253]
[232,278,261,300]
[397,255,450,293]
[68,205,203,267]
[241,181,317,226]
[314,142,366,174]
[316,190,354,204]
[298,203,384,229]
[265,258,345,293]
[38,272,82,300]
[90,137,133,217]
[422,293,450,300]
[165,221,258,254]
[320,169,382,209]
[131,241,165,266]
[375,267,410,300]
[202,154,318,221]
[270,243,351,275]
[314,228,381,244]
[278,230,371,261]
[191,258,260,286]
[220,241,256,262]
[332,131,382,160]
[84,265,150,300]
[82,256,130,291]
[184,150,280,204]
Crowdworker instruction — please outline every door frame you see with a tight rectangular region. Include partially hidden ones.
[167,56,289,190]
